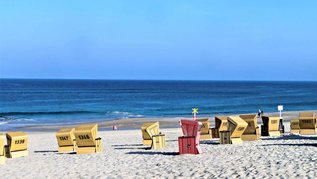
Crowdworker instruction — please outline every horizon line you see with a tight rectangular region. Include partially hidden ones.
[0,77,316,82]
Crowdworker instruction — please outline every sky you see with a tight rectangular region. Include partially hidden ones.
[0,0,317,81]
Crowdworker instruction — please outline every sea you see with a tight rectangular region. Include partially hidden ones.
[0,79,317,130]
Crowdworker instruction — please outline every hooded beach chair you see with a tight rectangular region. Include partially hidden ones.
[213,116,228,138]
[261,116,280,137]
[0,134,5,164]
[5,132,28,158]
[141,122,166,149]
[197,118,212,140]
[299,112,317,135]
[56,128,76,153]
[290,119,300,134]
[240,114,260,141]
[178,119,202,154]
[225,116,248,144]
[74,124,102,154]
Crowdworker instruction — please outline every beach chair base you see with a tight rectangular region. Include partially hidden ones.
[6,150,28,158]
[231,138,243,144]
[178,136,201,155]
[0,156,5,165]
[211,128,219,138]
[200,133,212,140]
[143,139,152,146]
[299,129,316,135]
[58,146,76,153]
[268,131,281,137]
[242,128,260,141]
[241,134,259,141]
[219,131,231,144]
[290,129,300,134]
[152,134,166,149]
[76,139,102,154]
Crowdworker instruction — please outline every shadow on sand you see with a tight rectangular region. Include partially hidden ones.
[261,134,317,141]
[114,147,151,150]
[34,150,58,153]
[261,143,317,147]
[125,151,179,156]
[111,144,143,147]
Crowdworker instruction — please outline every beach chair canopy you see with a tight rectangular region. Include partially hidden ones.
[239,114,257,134]
[74,124,99,147]
[228,116,248,138]
[6,132,28,152]
[141,122,160,140]
[56,128,75,147]
[299,112,316,129]
[197,118,210,134]
[215,116,228,131]
[262,116,280,131]
[180,119,202,137]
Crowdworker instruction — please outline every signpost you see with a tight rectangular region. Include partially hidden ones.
[278,105,285,133]
[192,108,198,120]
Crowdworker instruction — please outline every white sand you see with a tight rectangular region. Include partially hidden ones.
[0,122,317,178]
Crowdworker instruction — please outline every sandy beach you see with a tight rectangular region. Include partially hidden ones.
[0,111,317,178]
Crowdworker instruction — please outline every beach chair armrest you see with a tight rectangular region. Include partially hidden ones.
[96,137,102,140]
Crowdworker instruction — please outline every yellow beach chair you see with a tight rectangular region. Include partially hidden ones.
[141,122,166,149]
[299,112,317,135]
[227,116,248,144]
[197,118,212,140]
[261,116,280,137]
[74,124,102,154]
[290,119,300,134]
[0,134,5,164]
[56,128,76,153]
[214,116,228,138]
[240,114,260,141]
[5,132,28,158]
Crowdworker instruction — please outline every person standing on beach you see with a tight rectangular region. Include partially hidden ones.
[258,109,262,117]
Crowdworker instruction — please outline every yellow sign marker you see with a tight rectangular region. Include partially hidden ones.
[192,108,198,119]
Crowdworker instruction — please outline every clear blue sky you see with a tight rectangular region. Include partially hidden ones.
[0,1,316,81]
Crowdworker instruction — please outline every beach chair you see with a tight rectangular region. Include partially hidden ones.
[5,132,28,158]
[299,112,317,135]
[240,114,260,141]
[0,134,5,164]
[227,116,248,144]
[197,118,212,140]
[56,128,76,153]
[214,116,228,138]
[290,119,300,134]
[141,122,166,149]
[261,116,280,137]
[178,119,202,154]
[74,124,102,154]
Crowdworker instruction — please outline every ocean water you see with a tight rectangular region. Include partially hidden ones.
[0,79,317,129]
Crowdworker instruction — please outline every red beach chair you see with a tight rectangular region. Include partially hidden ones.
[178,119,202,155]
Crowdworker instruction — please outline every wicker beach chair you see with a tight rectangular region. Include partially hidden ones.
[299,112,317,135]
[0,134,5,164]
[178,119,202,154]
[197,118,212,140]
[141,122,166,149]
[74,124,102,154]
[5,132,28,158]
[261,116,280,137]
[212,116,228,138]
[290,119,300,134]
[226,116,248,144]
[240,114,260,141]
[56,128,76,153]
